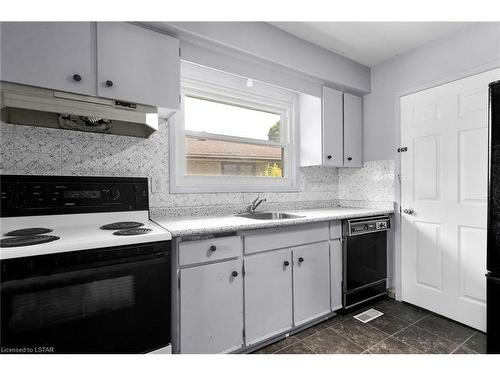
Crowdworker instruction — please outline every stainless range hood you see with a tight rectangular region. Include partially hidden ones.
[0,82,160,138]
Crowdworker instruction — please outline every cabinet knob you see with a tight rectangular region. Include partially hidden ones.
[283,261,290,267]
[298,257,304,263]
[72,74,82,82]
[231,271,238,277]
[347,157,353,161]
[327,155,332,160]
[105,80,114,87]
[209,245,217,252]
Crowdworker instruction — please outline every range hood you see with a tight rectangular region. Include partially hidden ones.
[0,82,160,138]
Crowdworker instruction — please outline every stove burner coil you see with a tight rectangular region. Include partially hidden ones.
[5,228,53,236]
[113,228,152,236]
[0,235,60,248]
[100,222,144,230]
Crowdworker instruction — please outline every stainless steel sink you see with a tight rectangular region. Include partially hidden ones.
[236,212,305,220]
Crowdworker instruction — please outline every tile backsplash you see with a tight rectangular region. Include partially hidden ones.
[338,160,395,202]
[1,120,354,215]
[1,120,394,216]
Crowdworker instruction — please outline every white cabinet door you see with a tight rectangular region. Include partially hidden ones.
[96,22,180,108]
[293,242,331,325]
[343,93,363,167]
[244,249,293,345]
[179,259,243,353]
[330,239,343,311]
[1,22,93,95]
[322,87,344,167]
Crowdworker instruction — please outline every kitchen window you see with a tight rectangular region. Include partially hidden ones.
[170,68,299,193]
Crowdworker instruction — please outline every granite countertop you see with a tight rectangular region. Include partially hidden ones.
[152,206,394,237]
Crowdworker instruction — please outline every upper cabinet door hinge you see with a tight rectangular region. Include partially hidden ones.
[397,147,408,153]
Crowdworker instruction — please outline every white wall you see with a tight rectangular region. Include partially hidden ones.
[364,22,500,161]
[141,22,370,97]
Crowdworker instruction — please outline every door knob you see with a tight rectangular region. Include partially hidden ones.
[298,257,304,263]
[403,208,414,215]
[105,80,114,87]
[72,74,82,82]
[231,271,238,277]
[283,261,290,267]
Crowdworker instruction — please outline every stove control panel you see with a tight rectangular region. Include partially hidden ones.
[1,175,149,217]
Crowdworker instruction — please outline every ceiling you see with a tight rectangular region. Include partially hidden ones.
[270,22,476,67]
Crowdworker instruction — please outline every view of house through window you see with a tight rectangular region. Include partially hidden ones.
[184,95,285,177]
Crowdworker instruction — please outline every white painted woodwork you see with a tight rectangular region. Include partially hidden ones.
[96,22,180,108]
[179,259,243,353]
[1,22,93,95]
[178,236,241,266]
[330,239,343,311]
[244,249,293,345]
[299,93,323,166]
[293,242,331,325]
[299,88,363,167]
[330,220,342,239]
[243,222,329,255]
[400,68,500,331]
[322,87,344,167]
[343,93,363,167]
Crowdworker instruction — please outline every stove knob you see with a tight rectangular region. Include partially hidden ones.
[111,189,120,200]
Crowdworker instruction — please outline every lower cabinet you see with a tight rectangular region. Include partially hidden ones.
[175,222,344,353]
[179,259,244,353]
[244,249,293,345]
[293,242,331,325]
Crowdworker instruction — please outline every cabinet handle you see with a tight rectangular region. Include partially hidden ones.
[327,155,332,160]
[72,74,82,82]
[298,257,304,263]
[209,245,216,252]
[347,157,353,161]
[105,80,114,87]
[231,271,238,277]
[283,261,290,267]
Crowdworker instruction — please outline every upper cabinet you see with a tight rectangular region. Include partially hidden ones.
[299,87,363,167]
[1,22,180,110]
[343,93,363,167]
[96,23,180,108]
[1,22,93,95]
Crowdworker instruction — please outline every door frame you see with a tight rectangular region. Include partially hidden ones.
[393,60,500,301]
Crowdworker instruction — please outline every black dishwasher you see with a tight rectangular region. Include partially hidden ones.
[342,216,390,309]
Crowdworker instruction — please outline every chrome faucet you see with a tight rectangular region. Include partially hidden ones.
[245,196,267,213]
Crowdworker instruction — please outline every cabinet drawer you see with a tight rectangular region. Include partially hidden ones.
[178,236,242,266]
[330,221,342,239]
[244,223,329,255]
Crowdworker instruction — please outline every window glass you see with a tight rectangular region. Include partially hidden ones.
[186,137,284,178]
[184,96,282,142]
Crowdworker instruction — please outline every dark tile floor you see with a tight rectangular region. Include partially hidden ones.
[252,297,486,354]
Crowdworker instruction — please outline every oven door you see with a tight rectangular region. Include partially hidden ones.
[1,242,171,354]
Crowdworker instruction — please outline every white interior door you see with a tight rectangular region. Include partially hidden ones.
[401,68,500,331]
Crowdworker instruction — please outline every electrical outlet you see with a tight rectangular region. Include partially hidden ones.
[151,176,162,193]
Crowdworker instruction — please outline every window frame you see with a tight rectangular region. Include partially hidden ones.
[169,76,299,193]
